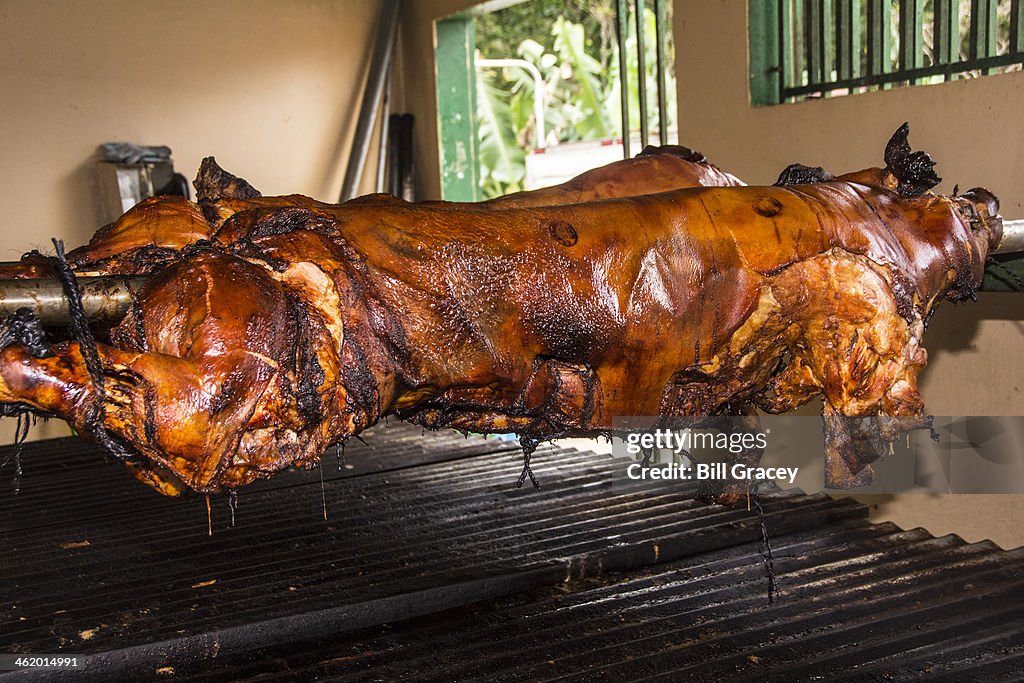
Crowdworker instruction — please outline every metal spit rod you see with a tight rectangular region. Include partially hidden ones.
[0,221,1021,324]
[0,276,147,326]
[997,218,1024,254]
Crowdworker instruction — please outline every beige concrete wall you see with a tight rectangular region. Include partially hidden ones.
[0,0,384,443]
[0,0,384,259]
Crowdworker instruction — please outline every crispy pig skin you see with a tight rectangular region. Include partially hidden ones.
[482,145,744,208]
[0,134,1002,495]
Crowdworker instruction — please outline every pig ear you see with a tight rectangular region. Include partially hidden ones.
[774,163,834,186]
[638,144,707,164]
[883,122,941,197]
[193,157,263,203]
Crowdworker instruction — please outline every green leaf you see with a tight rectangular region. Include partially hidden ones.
[551,16,612,139]
[476,69,525,195]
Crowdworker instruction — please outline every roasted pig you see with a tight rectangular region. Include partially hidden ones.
[0,127,1002,497]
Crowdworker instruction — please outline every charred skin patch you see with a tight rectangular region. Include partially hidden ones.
[194,157,263,204]
[143,382,160,444]
[549,221,578,247]
[210,368,247,416]
[249,207,339,239]
[752,196,784,218]
[638,144,706,164]
[289,300,326,425]
[339,335,380,427]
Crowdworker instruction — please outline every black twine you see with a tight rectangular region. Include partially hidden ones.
[49,239,134,462]
[986,256,1024,292]
[751,492,778,605]
[516,436,541,489]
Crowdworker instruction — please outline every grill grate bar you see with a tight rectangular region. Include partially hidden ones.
[169,523,919,680]
[3,440,555,535]
[771,606,1024,681]
[3,424,868,658]
[319,545,1024,682]
[3,458,695,592]
[619,555,1024,681]
[917,634,1024,682]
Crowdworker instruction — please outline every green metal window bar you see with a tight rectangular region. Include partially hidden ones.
[751,0,1024,105]
[616,0,672,157]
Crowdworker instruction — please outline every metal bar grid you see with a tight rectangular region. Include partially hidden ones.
[805,0,825,85]
[634,0,649,148]
[866,0,893,89]
[654,0,669,145]
[779,1,795,101]
[969,0,997,60]
[835,0,861,81]
[821,0,836,89]
[934,0,960,77]
[782,50,1022,97]
[615,0,631,158]
[1014,0,1024,54]
[775,0,1024,101]
[900,0,925,82]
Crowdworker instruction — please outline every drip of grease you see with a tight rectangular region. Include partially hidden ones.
[205,495,212,537]
[8,412,31,495]
[335,442,345,471]
[319,459,328,521]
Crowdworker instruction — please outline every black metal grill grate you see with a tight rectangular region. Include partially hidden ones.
[1,423,1021,681]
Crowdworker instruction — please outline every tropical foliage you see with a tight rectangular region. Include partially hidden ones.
[475,0,676,198]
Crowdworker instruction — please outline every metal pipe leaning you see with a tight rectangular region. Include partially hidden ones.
[338,0,401,202]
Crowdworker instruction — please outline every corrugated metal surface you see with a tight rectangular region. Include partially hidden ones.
[0,423,1021,681]
[182,522,1024,682]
